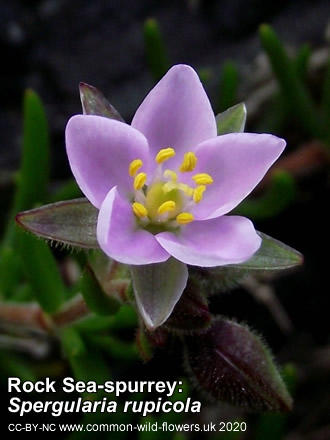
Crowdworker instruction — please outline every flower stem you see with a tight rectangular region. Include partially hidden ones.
[0,279,129,332]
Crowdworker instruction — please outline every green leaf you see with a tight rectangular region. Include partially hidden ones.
[130,258,188,330]
[60,327,111,383]
[143,18,170,81]
[12,283,34,302]
[216,102,247,135]
[0,350,37,383]
[185,317,293,412]
[16,198,99,249]
[80,265,120,316]
[61,329,111,383]
[60,326,86,358]
[16,226,67,313]
[0,246,24,298]
[321,55,330,144]
[294,43,311,81]
[218,61,238,112]
[4,89,50,245]
[15,90,50,210]
[259,24,324,139]
[88,334,138,361]
[75,305,137,332]
[234,170,296,220]
[79,82,125,121]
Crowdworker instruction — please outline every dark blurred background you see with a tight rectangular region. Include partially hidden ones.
[1,0,329,173]
[1,1,330,439]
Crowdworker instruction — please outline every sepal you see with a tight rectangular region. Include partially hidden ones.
[208,232,303,280]
[130,258,188,330]
[79,82,125,121]
[184,317,293,411]
[16,198,99,249]
[216,102,247,135]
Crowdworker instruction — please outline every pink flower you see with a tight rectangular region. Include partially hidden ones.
[65,65,285,328]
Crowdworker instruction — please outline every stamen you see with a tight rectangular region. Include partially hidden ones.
[132,202,148,218]
[157,200,176,215]
[163,169,178,182]
[176,212,194,224]
[129,159,143,177]
[155,148,176,164]
[163,181,176,193]
[192,173,213,185]
[193,185,206,203]
[179,152,197,172]
[134,189,146,205]
[178,183,194,197]
[134,172,147,190]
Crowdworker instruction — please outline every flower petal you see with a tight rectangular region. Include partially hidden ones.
[187,133,286,219]
[132,64,216,170]
[156,216,261,267]
[130,258,188,330]
[97,187,169,265]
[66,115,149,208]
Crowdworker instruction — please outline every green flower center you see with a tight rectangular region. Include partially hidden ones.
[128,147,213,232]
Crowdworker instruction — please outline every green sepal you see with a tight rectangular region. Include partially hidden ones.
[79,82,125,121]
[204,231,302,292]
[216,102,247,135]
[16,198,99,249]
[230,231,303,271]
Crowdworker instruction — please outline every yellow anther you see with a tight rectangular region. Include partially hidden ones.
[133,172,147,190]
[176,212,194,224]
[157,200,176,215]
[178,183,194,197]
[129,159,143,177]
[132,202,148,218]
[163,169,178,182]
[192,173,213,185]
[193,185,206,203]
[155,148,176,164]
[179,152,197,172]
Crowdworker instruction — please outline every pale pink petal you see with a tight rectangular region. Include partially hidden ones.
[185,133,286,219]
[156,216,261,267]
[97,187,169,265]
[132,64,217,171]
[66,115,149,208]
